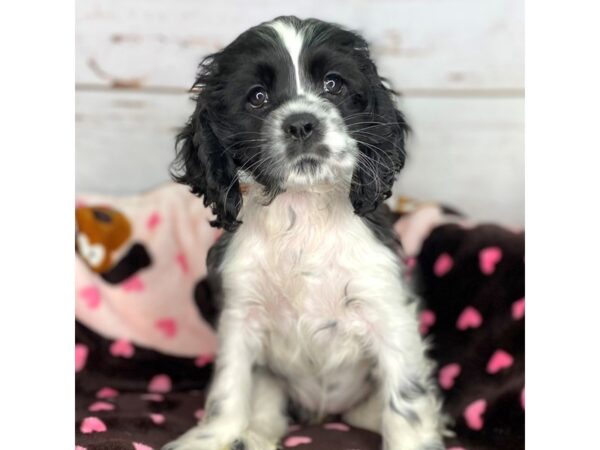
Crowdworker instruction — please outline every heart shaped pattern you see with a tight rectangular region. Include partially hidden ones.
[110,339,135,358]
[464,399,487,430]
[77,233,106,268]
[487,349,514,374]
[439,363,461,390]
[96,387,119,399]
[323,422,350,431]
[195,354,215,367]
[133,443,154,450]
[456,306,483,330]
[80,417,107,434]
[149,413,165,425]
[433,253,454,277]
[284,436,312,447]
[194,409,205,420]
[479,246,502,275]
[79,285,101,310]
[75,446,87,450]
[146,211,162,231]
[405,256,417,270]
[512,297,525,320]
[75,344,88,372]
[148,374,172,393]
[419,310,436,335]
[88,401,115,412]
[155,318,177,338]
[176,252,189,274]
[122,276,145,292]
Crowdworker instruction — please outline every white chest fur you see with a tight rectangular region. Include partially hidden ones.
[219,188,412,416]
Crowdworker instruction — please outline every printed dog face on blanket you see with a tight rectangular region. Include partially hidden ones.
[76,206,151,283]
[172,15,408,232]
[165,16,446,450]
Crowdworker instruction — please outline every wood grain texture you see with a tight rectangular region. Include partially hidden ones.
[76,90,523,225]
[76,0,524,92]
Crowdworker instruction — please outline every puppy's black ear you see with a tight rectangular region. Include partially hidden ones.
[349,67,409,216]
[171,107,242,231]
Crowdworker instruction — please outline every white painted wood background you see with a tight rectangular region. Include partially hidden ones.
[76,0,524,225]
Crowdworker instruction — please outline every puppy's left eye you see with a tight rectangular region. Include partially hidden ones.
[324,72,344,95]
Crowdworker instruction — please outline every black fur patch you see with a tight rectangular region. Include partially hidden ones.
[230,439,246,450]
[389,398,421,425]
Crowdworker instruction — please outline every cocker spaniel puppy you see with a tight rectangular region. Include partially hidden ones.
[164,15,445,450]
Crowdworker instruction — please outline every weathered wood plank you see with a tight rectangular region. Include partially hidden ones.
[76,0,523,92]
[76,90,523,225]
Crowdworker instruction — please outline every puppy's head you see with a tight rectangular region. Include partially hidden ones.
[173,16,408,230]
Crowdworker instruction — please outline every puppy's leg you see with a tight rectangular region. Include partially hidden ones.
[162,309,258,450]
[342,389,383,433]
[376,333,445,450]
[248,367,288,443]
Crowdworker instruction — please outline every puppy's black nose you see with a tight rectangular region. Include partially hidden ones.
[282,113,318,141]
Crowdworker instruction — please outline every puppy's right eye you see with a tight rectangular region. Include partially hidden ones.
[247,86,269,108]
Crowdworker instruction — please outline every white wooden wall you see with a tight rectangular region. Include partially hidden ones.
[76,0,524,225]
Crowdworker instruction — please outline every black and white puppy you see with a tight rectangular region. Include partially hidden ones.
[165,16,445,450]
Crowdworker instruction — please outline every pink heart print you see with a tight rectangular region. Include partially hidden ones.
[148,374,172,393]
[487,349,514,374]
[176,252,190,274]
[80,417,107,434]
[75,446,87,450]
[194,409,205,420]
[438,363,461,390]
[323,422,350,431]
[195,354,215,367]
[433,253,453,277]
[110,339,135,358]
[88,401,115,412]
[419,310,436,335]
[149,413,165,425]
[75,344,88,372]
[133,443,154,450]
[479,246,502,275]
[456,306,483,330]
[96,387,119,399]
[512,297,525,320]
[79,285,101,309]
[155,318,177,338]
[122,276,145,292]
[284,436,313,447]
[464,399,487,430]
[146,211,162,231]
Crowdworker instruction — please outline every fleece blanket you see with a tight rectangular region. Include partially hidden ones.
[75,184,525,450]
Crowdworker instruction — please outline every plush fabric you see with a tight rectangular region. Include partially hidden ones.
[76,184,220,357]
[75,184,524,450]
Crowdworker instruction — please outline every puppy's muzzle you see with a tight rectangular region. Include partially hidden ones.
[282,113,329,162]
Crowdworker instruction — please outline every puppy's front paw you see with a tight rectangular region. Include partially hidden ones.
[417,443,445,450]
[162,427,279,450]
[381,439,445,450]
[161,424,228,450]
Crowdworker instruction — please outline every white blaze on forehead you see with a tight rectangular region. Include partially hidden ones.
[269,20,305,94]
